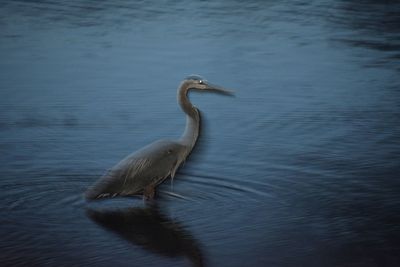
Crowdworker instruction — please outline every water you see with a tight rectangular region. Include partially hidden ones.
[1,1,399,266]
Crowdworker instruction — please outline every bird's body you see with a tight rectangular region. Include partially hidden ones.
[85,140,186,199]
[85,75,232,200]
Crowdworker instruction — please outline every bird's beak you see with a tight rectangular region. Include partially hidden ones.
[205,83,235,96]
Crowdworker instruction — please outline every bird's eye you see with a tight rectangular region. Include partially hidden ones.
[199,80,203,84]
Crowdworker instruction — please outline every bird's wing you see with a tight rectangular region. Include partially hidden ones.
[85,155,153,199]
[113,156,152,185]
[85,140,186,200]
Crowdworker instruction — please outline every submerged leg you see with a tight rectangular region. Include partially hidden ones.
[143,184,155,201]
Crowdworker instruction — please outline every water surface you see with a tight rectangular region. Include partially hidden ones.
[1,1,399,266]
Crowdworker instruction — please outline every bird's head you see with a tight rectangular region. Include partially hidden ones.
[183,75,234,95]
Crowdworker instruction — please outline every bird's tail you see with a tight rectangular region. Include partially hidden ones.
[84,186,100,200]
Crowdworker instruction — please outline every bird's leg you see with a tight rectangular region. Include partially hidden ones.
[143,184,155,201]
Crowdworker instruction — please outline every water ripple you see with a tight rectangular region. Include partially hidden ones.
[158,172,278,204]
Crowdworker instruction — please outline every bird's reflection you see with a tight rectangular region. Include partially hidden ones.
[86,203,205,267]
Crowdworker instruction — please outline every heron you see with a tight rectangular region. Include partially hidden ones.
[85,75,233,201]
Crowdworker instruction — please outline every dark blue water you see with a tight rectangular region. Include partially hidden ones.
[1,1,399,266]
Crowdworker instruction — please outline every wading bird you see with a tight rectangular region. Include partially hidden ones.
[85,75,233,200]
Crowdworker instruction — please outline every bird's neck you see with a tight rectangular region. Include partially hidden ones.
[178,83,200,153]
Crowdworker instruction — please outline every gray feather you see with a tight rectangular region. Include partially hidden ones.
[85,140,186,199]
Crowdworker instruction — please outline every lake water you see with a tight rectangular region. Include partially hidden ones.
[1,1,399,266]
